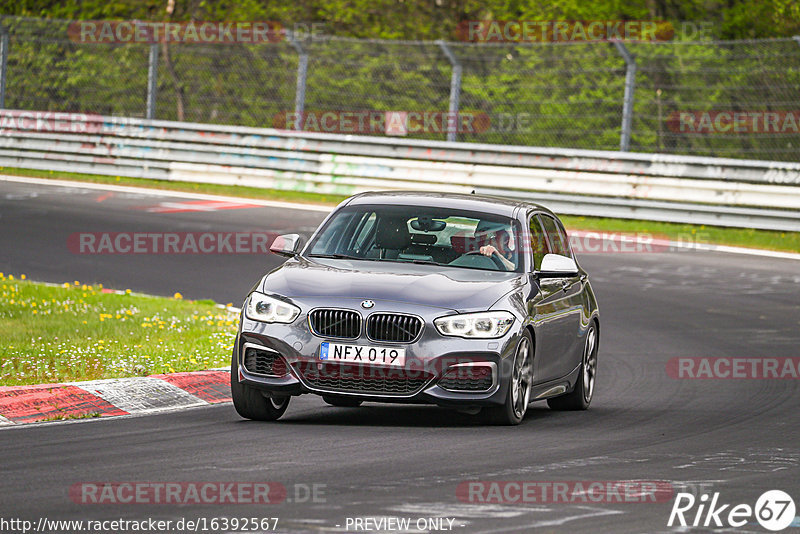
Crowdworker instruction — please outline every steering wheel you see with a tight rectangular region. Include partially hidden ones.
[463,249,507,270]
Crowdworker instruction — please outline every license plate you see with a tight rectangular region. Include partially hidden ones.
[319,342,406,367]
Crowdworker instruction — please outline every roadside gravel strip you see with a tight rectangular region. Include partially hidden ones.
[0,370,231,425]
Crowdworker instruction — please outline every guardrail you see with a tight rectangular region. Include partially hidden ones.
[2,111,800,231]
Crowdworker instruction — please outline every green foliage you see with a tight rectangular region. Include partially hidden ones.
[1,1,799,160]
[2,0,798,39]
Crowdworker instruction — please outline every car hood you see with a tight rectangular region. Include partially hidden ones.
[259,257,525,313]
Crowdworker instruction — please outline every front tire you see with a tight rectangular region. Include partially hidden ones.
[231,350,290,421]
[548,321,597,411]
[487,329,533,425]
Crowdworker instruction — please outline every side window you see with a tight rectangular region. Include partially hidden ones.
[540,215,572,258]
[554,218,574,258]
[528,215,549,270]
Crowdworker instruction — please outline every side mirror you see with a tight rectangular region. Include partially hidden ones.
[537,253,578,278]
[269,234,302,257]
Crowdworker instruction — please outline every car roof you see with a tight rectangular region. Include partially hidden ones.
[343,191,555,218]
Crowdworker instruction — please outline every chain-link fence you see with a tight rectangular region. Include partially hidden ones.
[1,16,799,161]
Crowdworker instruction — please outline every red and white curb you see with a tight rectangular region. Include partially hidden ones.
[0,370,231,426]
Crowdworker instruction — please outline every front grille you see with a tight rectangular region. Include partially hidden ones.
[367,313,423,343]
[309,309,361,339]
[243,346,288,377]
[294,361,432,396]
[438,365,494,392]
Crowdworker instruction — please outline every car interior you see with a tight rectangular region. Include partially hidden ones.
[348,210,519,271]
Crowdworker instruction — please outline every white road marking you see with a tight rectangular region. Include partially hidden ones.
[569,229,800,261]
[0,174,332,213]
[69,377,208,414]
[672,450,800,472]
[0,414,13,425]
[389,503,624,533]
[665,240,800,260]
[471,506,623,533]
[390,502,545,519]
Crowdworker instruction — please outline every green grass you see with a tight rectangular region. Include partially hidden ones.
[2,166,798,253]
[0,274,237,386]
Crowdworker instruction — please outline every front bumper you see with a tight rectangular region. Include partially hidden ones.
[234,296,521,407]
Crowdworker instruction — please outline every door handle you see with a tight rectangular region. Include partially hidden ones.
[561,280,569,292]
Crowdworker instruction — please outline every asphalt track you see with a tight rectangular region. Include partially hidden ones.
[1,177,799,533]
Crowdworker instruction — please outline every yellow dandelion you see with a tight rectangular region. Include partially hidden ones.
[125,289,131,294]
[74,281,79,285]
[20,274,26,280]
[173,292,183,300]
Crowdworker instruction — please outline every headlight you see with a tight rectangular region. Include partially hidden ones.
[245,292,300,324]
[434,311,515,338]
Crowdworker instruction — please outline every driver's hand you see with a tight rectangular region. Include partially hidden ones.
[480,245,498,257]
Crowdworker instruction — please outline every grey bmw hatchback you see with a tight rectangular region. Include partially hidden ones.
[231,191,599,425]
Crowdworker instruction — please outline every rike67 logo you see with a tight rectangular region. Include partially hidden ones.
[668,490,796,531]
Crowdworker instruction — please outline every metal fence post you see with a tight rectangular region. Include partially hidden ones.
[289,33,308,131]
[0,26,9,109]
[146,43,158,120]
[613,41,636,152]
[437,40,462,143]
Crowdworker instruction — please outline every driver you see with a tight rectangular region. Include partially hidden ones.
[479,229,515,270]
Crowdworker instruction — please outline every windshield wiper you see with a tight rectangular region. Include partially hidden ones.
[383,258,443,267]
[308,253,371,261]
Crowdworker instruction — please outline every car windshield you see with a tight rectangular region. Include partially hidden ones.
[307,204,522,272]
